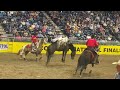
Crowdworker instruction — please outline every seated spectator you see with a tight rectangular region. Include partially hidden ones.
[15,34,22,41]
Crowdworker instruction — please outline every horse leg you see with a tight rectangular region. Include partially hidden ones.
[80,68,83,77]
[20,55,22,60]
[36,53,39,62]
[92,63,94,67]
[62,51,66,63]
[23,52,29,61]
[46,54,52,66]
[89,70,92,74]
[83,66,87,73]
[39,53,42,60]
[79,66,85,77]
[17,49,22,59]
[80,69,84,77]
[23,53,26,61]
[88,64,94,76]
[74,57,82,75]
[19,49,23,59]
[74,67,80,75]
[89,70,92,76]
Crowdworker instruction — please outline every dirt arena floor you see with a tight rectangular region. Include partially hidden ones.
[0,53,119,79]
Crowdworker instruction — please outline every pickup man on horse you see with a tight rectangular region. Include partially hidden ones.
[84,34,99,64]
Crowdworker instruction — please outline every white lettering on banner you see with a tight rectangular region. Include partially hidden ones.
[0,44,8,50]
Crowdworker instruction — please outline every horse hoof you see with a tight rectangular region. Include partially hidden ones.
[39,57,42,60]
[46,63,48,66]
[73,73,76,76]
[36,60,39,62]
[62,61,65,63]
[89,70,92,74]
[79,75,82,77]
[24,59,27,61]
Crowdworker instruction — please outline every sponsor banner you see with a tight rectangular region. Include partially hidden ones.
[0,44,8,50]
[1,42,120,55]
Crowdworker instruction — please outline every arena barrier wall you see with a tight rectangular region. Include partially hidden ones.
[0,42,120,55]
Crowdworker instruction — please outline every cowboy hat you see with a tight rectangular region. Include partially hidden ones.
[112,60,120,65]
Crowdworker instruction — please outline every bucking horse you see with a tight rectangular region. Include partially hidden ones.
[46,40,76,66]
[17,38,47,62]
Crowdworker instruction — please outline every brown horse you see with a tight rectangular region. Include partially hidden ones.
[74,49,99,76]
[17,38,47,62]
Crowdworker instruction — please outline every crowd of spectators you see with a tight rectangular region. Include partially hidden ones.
[46,11,120,42]
[0,11,120,42]
[0,11,57,41]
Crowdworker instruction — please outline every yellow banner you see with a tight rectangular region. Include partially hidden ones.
[0,42,120,55]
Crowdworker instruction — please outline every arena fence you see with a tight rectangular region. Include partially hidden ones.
[0,37,120,55]
[0,36,120,45]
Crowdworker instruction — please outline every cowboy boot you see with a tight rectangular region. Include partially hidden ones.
[92,53,99,64]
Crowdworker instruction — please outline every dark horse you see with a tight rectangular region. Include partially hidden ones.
[74,49,99,76]
[46,41,76,66]
[17,38,47,62]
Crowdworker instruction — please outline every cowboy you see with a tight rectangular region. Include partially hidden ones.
[57,35,69,48]
[31,33,39,52]
[112,60,120,79]
[84,34,99,64]
[51,34,69,49]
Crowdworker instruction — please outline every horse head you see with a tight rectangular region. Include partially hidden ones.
[69,43,76,60]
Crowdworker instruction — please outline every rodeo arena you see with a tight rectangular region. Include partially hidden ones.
[0,11,120,79]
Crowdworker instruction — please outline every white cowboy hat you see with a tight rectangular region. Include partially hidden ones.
[112,60,120,65]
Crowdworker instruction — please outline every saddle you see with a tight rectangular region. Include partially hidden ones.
[84,46,99,64]
[26,44,32,48]
[26,44,37,52]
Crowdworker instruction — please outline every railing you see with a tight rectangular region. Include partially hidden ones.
[0,36,31,42]
[0,37,120,45]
